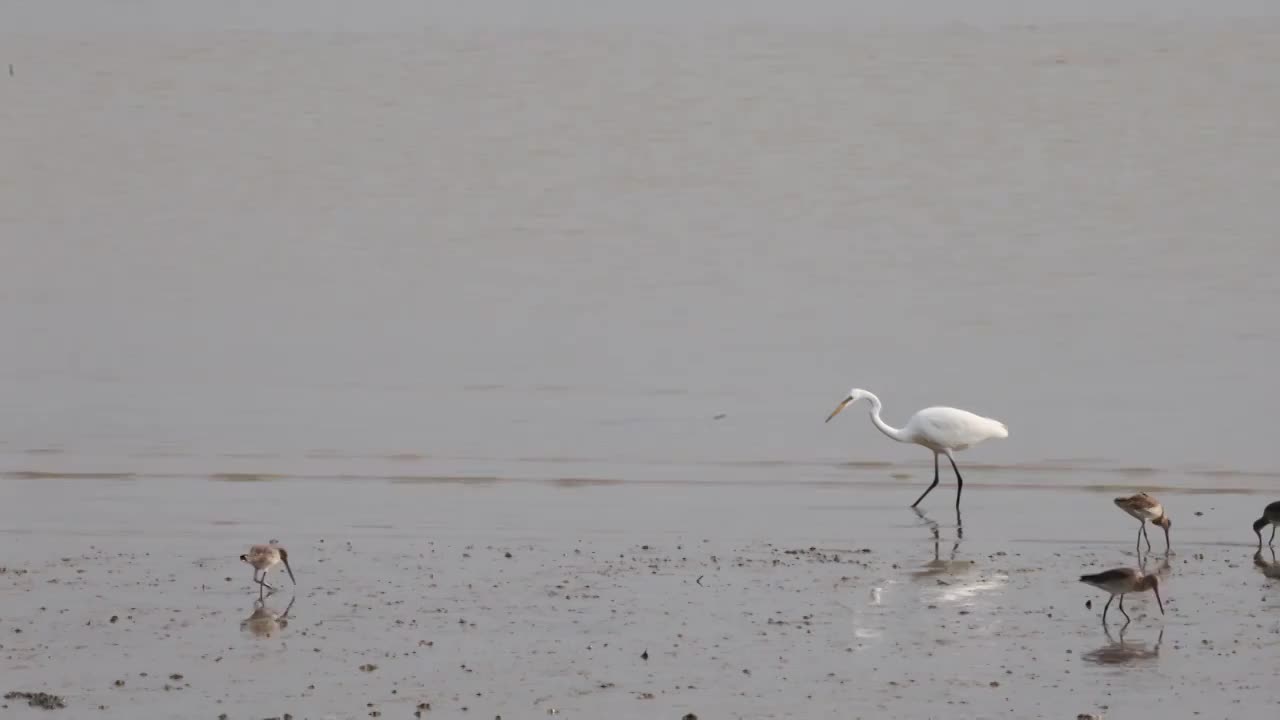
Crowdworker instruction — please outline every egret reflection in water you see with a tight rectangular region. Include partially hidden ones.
[911,507,972,581]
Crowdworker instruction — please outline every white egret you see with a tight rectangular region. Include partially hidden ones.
[825,388,1008,510]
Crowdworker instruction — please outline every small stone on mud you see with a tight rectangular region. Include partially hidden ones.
[641,650,648,660]
[4,691,67,710]
[683,715,699,720]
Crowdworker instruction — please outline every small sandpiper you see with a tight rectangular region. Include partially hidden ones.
[1080,566,1164,624]
[1114,493,1172,553]
[1252,501,1280,549]
[239,541,295,594]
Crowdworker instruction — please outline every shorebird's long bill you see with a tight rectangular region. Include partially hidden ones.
[1152,584,1164,614]
[282,557,296,585]
[825,397,852,423]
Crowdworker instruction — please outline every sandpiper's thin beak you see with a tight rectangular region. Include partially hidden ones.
[825,397,852,423]
[1152,584,1165,615]
[282,556,296,585]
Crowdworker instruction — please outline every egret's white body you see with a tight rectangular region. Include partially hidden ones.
[825,388,1008,510]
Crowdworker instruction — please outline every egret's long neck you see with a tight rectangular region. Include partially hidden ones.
[864,393,909,442]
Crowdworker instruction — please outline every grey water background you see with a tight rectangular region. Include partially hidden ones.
[3,1,1279,484]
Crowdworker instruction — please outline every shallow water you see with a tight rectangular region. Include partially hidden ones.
[3,10,1280,485]
[4,6,1280,719]
[2,478,1278,719]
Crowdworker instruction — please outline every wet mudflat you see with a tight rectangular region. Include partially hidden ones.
[1,475,1277,719]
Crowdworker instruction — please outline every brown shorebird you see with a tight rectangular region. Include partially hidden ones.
[1252,501,1280,549]
[1114,493,1172,553]
[240,541,295,594]
[1080,567,1164,624]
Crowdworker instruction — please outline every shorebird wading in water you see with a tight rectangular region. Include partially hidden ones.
[1114,493,1172,554]
[1252,501,1280,549]
[825,388,1008,510]
[1079,567,1164,624]
[240,541,295,594]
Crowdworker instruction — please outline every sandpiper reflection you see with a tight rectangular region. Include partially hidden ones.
[1253,547,1280,580]
[1083,624,1164,666]
[241,595,295,638]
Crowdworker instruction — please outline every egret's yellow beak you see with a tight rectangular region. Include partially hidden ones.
[825,397,853,423]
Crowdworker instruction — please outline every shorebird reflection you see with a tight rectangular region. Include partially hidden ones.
[1083,624,1163,665]
[1253,548,1280,580]
[1137,552,1173,579]
[241,596,295,638]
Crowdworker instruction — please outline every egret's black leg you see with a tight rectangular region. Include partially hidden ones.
[911,454,941,508]
[1118,594,1130,622]
[947,454,964,511]
[1102,595,1113,623]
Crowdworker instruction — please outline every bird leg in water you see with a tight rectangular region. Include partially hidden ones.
[1101,595,1113,623]
[947,453,964,510]
[911,454,942,508]
[253,570,276,593]
[1271,526,1277,548]
[1117,594,1131,622]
